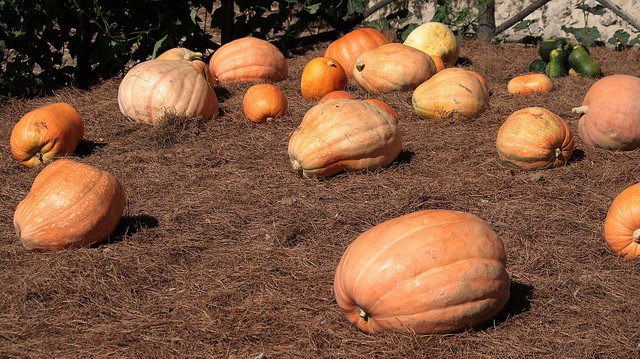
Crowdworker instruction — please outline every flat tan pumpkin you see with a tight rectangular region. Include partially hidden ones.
[209,37,288,84]
[604,182,640,259]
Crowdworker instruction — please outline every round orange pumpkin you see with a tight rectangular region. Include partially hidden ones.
[324,27,390,78]
[496,107,574,170]
[209,37,288,84]
[243,84,288,123]
[353,43,435,93]
[412,68,489,120]
[604,182,640,259]
[573,74,640,150]
[508,73,553,94]
[334,209,510,335]
[14,159,126,251]
[301,57,348,100]
[288,99,402,178]
[10,102,84,168]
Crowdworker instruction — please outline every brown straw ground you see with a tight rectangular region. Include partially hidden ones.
[1,39,640,358]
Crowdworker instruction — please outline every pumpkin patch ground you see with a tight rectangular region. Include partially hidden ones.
[1,40,640,357]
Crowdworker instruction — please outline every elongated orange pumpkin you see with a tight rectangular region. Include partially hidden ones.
[508,73,553,94]
[324,27,390,78]
[288,99,402,178]
[209,37,288,84]
[604,182,640,259]
[243,84,288,123]
[10,102,84,168]
[301,57,348,100]
[14,159,126,251]
[496,107,574,170]
[334,209,510,335]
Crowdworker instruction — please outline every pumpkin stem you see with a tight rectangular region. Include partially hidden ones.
[36,153,44,164]
[355,61,365,72]
[571,105,589,114]
[633,229,640,243]
[355,305,370,322]
[553,147,562,159]
[327,60,336,68]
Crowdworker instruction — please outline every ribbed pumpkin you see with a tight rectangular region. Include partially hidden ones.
[353,43,435,93]
[301,57,348,100]
[403,22,460,66]
[324,27,391,78]
[508,73,554,94]
[209,37,288,84]
[156,47,216,87]
[14,159,126,251]
[412,68,489,120]
[288,99,402,178]
[118,52,218,125]
[10,103,84,168]
[573,74,640,150]
[243,84,288,123]
[334,209,510,335]
[496,107,574,170]
[604,182,640,259]
[364,99,398,121]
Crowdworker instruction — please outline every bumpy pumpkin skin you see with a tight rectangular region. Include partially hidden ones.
[353,43,436,93]
[324,28,391,78]
[287,99,402,178]
[412,68,489,120]
[364,99,398,121]
[301,57,348,100]
[118,58,218,125]
[334,209,510,335]
[574,74,640,150]
[14,159,126,251]
[10,103,84,168]
[209,37,288,84]
[604,183,640,259]
[403,22,460,67]
[496,107,574,170]
[508,73,554,94]
[243,84,288,123]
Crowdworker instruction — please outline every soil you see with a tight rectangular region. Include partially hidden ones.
[1,38,640,358]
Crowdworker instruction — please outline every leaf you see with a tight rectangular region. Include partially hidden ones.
[513,19,537,32]
[304,3,320,15]
[608,29,630,48]
[152,34,168,59]
[576,3,606,16]
[562,26,601,47]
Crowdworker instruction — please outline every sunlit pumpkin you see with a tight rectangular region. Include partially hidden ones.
[604,182,640,259]
[403,22,460,66]
[301,57,348,100]
[324,27,391,78]
[508,73,553,94]
[243,84,288,123]
[320,90,355,102]
[364,99,398,121]
[209,37,288,84]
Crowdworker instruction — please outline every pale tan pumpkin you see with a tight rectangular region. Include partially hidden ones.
[209,37,288,84]
[403,22,460,66]
[604,182,640,259]
[14,159,126,251]
[324,27,391,78]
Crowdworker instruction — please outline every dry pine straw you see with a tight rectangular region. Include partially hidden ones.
[1,40,640,358]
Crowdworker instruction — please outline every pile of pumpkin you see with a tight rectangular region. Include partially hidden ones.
[8,21,640,338]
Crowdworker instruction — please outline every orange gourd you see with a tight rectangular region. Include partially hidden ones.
[573,74,640,150]
[288,99,402,178]
[604,182,640,259]
[209,37,288,84]
[324,27,391,78]
[508,73,553,94]
[301,57,348,100]
[14,159,126,251]
[364,99,398,121]
[334,209,510,335]
[243,84,288,123]
[353,43,436,93]
[496,107,574,170]
[10,103,84,168]
[429,54,445,72]
[320,90,355,102]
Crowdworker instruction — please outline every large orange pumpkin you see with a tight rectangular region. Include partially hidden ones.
[156,47,216,87]
[118,54,218,125]
[10,103,84,168]
[412,68,489,120]
[301,57,348,100]
[243,84,288,123]
[364,99,398,121]
[209,37,288,84]
[287,99,402,178]
[496,107,574,170]
[353,43,435,93]
[604,182,640,259]
[508,73,553,94]
[324,27,390,78]
[573,74,640,150]
[14,159,126,251]
[334,209,510,335]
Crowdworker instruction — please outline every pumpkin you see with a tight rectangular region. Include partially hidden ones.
[496,107,574,170]
[334,209,510,335]
[320,90,355,102]
[364,99,398,121]
[403,22,460,66]
[288,99,402,178]
[429,54,445,72]
[468,70,490,99]
[353,43,436,93]
[10,102,84,168]
[118,56,218,125]
[209,37,288,84]
[243,84,288,123]
[324,27,391,78]
[573,74,640,150]
[14,159,126,251]
[604,182,640,259]
[508,73,553,94]
[301,57,348,100]
[156,47,216,87]
[412,68,489,120]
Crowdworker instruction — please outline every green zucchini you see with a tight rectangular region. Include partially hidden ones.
[568,45,601,78]
[539,37,570,62]
[529,58,547,73]
[546,48,571,78]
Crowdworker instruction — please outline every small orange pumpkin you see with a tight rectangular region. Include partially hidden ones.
[604,182,640,259]
[301,57,348,100]
[320,90,355,102]
[243,84,288,123]
[14,159,126,251]
[364,99,398,121]
[209,37,288,84]
[324,27,390,78]
[10,102,84,168]
[508,73,553,94]
[496,107,574,170]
